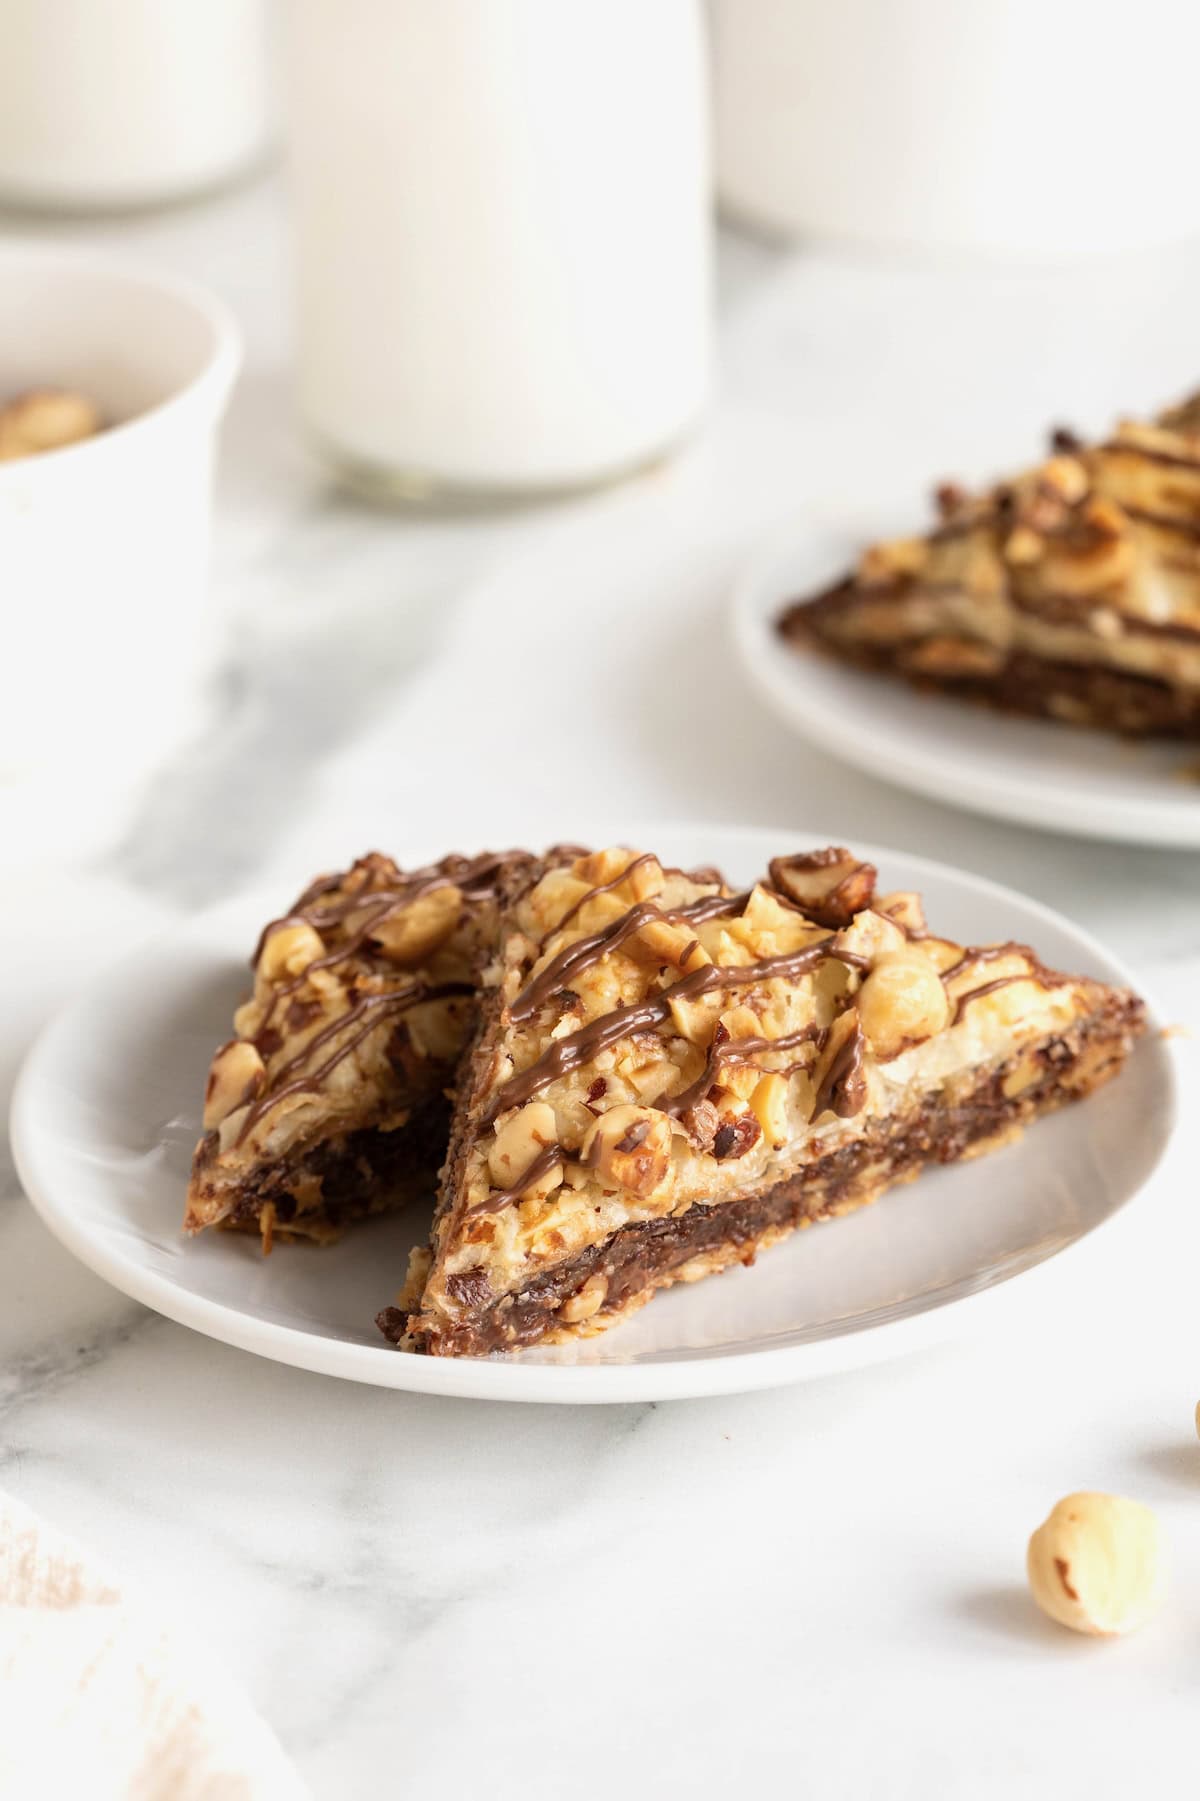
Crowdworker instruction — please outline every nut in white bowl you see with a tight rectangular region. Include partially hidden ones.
[1027,1492,1165,1636]
[0,245,240,790]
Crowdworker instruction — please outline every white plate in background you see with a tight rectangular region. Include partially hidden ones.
[9,824,1175,1403]
[732,526,1200,848]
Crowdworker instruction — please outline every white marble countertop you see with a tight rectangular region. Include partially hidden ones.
[5,176,1200,1798]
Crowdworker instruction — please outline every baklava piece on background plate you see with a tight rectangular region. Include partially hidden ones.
[778,391,1200,737]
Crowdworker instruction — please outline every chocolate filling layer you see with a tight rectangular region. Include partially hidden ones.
[218,1098,451,1235]
[387,995,1143,1356]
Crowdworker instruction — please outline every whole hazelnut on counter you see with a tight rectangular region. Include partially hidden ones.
[1026,1492,1164,1636]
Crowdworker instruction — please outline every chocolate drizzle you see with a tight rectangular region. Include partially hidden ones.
[553,853,661,932]
[235,981,473,1145]
[226,851,535,1150]
[812,1018,867,1119]
[940,942,1066,1024]
[940,942,1031,982]
[471,1143,567,1215]
[487,941,867,1125]
[252,850,526,968]
[510,891,751,1024]
[952,975,1036,1025]
[659,1023,824,1120]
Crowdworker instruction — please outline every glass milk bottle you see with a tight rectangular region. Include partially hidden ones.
[288,0,711,502]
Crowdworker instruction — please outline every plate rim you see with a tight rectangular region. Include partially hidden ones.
[730,521,1200,850]
[9,824,1179,1404]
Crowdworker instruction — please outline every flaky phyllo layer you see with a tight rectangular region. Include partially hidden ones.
[186,850,534,1244]
[394,846,1143,1354]
[778,390,1200,736]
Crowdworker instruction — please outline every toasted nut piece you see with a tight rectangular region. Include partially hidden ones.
[831,908,907,968]
[1027,1493,1164,1636]
[911,935,965,975]
[488,1101,562,1200]
[857,951,949,1058]
[369,884,463,964]
[233,999,261,1040]
[1001,1050,1044,1099]
[715,1007,767,1102]
[859,535,928,586]
[729,885,823,960]
[669,986,724,1045]
[204,1039,266,1131]
[712,1110,762,1160]
[527,870,591,932]
[1041,454,1090,505]
[559,1273,609,1324]
[736,884,804,941]
[1090,606,1125,640]
[624,857,665,903]
[259,921,326,983]
[403,993,470,1063]
[1008,483,1135,596]
[899,636,1006,679]
[572,847,636,888]
[721,1063,761,1104]
[934,479,970,519]
[217,1104,251,1154]
[750,1073,790,1147]
[1004,525,1044,566]
[0,388,103,461]
[1039,505,1135,597]
[633,916,710,972]
[769,849,877,929]
[581,1104,672,1197]
[627,1058,682,1106]
[720,1005,762,1040]
[810,1008,867,1119]
[875,890,928,937]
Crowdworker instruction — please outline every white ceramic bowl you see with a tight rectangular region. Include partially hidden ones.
[0,246,240,787]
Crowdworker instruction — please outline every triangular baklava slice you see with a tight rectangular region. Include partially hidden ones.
[383,845,1145,1355]
[186,849,534,1246]
[778,390,1200,737]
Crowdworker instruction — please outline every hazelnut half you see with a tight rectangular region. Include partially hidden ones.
[581,1104,672,1197]
[488,1100,563,1201]
[768,849,877,929]
[857,951,949,1058]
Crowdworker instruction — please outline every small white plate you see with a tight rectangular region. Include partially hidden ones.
[732,526,1200,848]
[10,825,1175,1404]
